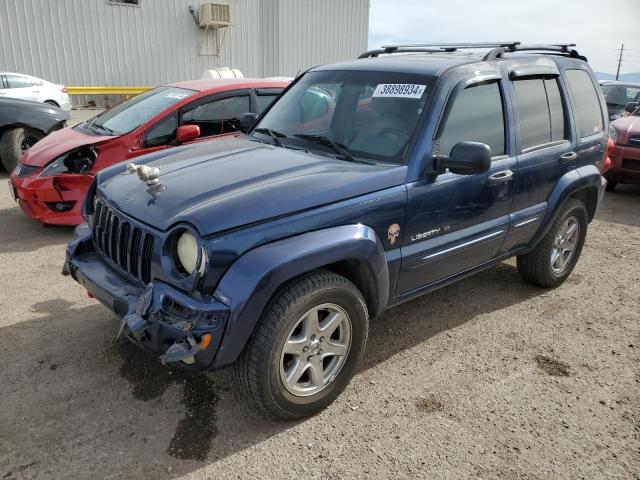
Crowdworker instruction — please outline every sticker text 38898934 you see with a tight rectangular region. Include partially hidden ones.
[372,84,426,99]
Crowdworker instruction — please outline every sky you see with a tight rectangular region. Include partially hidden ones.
[368,0,640,75]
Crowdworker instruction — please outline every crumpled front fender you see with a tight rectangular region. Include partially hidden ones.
[211,224,389,368]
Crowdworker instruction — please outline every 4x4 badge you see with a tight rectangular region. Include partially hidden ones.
[388,223,400,245]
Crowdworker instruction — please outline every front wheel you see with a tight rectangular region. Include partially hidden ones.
[0,127,44,172]
[234,270,368,420]
[517,198,588,288]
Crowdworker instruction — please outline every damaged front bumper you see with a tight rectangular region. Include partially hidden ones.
[64,225,230,369]
[9,173,92,226]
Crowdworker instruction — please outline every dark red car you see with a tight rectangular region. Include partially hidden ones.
[9,78,289,225]
[607,104,640,191]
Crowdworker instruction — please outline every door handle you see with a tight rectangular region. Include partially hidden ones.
[487,169,513,185]
[559,152,577,164]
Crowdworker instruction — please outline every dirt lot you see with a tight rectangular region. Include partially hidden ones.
[0,173,638,480]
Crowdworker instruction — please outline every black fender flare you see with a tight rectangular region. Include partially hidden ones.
[211,224,389,368]
[529,164,604,249]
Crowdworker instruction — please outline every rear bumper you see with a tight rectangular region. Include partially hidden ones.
[64,225,230,370]
[607,144,640,184]
[9,172,91,225]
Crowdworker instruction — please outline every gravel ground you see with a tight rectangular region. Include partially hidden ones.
[0,172,638,480]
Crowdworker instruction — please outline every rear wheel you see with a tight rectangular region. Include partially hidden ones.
[605,180,617,192]
[0,127,44,171]
[517,198,588,288]
[235,270,368,420]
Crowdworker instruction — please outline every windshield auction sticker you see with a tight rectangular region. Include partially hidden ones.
[372,84,426,99]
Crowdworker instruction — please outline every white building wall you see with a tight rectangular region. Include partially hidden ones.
[0,0,368,87]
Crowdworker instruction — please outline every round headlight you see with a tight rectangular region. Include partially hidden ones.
[176,230,206,276]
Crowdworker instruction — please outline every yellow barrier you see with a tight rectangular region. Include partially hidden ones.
[66,87,152,96]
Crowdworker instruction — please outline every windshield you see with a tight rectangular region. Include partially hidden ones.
[252,70,433,163]
[601,84,640,107]
[89,86,196,135]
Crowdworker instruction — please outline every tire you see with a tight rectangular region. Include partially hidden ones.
[234,270,369,420]
[605,180,617,192]
[0,128,44,172]
[517,198,588,288]
[44,100,60,107]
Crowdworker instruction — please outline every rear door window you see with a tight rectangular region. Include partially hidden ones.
[565,69,604,138]
[437,81,505,157]
[513,77,567,150]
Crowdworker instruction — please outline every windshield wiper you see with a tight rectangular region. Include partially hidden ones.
[294,134,370,164]
[254,128,286,147]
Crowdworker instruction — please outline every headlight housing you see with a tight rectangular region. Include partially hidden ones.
[39,146,97,177]
[609,124,619,144]
[175,230,207,276]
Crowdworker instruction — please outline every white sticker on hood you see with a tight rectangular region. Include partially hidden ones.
[372,84,426,99]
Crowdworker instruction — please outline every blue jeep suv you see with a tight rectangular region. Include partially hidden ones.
[64,42,608,419]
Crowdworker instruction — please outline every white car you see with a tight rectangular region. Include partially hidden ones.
[0,72,72,111]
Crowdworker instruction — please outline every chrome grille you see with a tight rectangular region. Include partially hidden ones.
[92,197,155,284]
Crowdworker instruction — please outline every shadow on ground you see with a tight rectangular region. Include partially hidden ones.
[596,184,640,228]
[0,172,74,254]
[0,262,540,479]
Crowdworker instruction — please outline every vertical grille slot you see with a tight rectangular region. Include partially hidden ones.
[129,228,142,278]
[103,209,113,259]
[91,197,155,284]
[141,235,155,284]
[118,222,131,269]
[109,216,120,263]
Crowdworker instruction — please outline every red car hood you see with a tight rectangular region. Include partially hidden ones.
[611,115,640,143]
[21,125,114,168]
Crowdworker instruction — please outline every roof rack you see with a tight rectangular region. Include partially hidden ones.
[358,42,586,62]
[358,42,520,58]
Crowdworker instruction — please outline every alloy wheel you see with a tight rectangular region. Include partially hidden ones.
[279,303,352,397]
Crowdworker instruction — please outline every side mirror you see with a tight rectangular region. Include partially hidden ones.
[433,141,491,176]
[239,112,258,132]
[624,102,639,113]
[176,124,200,144]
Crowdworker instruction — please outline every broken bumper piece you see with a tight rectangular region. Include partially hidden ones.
[64,228,230,370]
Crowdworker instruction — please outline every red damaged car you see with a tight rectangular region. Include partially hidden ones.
[9,78,289,225]
[607,102,640,191]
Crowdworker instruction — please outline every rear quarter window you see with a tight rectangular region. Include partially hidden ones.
[565,70,604,138]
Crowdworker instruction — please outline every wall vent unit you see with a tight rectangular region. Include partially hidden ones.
[198,4,230,28]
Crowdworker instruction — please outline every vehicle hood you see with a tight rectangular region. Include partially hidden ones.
[21,125,114,167]
[97,136,407,234]
[611,115,640,142]
[0,97,69,133]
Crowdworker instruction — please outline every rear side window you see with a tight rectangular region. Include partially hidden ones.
[437,81,505,157]
[5,74,33,88]
[513,77,567,150]
[565,69,604,138]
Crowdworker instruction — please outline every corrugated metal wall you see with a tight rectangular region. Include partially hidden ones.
[0,0,368,88]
